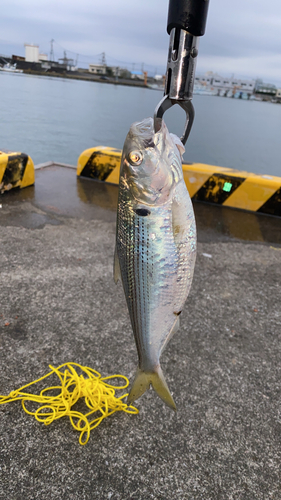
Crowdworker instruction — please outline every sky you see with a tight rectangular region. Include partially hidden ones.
[1,0,281,85]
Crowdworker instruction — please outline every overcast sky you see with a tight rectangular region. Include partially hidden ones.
[1,0,281,84]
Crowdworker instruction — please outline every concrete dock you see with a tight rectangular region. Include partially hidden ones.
[0,165,280,499]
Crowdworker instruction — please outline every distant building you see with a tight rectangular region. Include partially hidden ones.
[195,72,255,94]
[212,77,255,92]
[25,44,39,62]
[154,74,164,81]
[39,53,48,62]
[89,64,106,75]
[195,72,213,86]
[275,89,281,103]
[255,81,276,96]
[131,70,144,80]
[12,54,25,61]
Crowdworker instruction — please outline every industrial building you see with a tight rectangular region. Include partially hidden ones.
[24,44,39,62]
[195,72,256,94]
[88,64,106,75]
[254,81,277,96]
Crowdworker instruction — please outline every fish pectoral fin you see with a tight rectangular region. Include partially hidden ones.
[113,246,121,284]
[127,366,177,411]
[172,198,185,242]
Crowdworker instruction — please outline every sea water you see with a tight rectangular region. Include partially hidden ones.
[0,72,280,177]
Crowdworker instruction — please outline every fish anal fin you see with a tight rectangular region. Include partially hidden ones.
[113,246,121,284]
[127,366,177,411]
[161,314,180,354]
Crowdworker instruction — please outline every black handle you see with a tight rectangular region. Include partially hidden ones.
[167,0,210,37]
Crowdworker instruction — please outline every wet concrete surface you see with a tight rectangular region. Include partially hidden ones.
[0,166,281,499]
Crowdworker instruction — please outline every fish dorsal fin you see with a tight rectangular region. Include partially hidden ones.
[113,247,121,284]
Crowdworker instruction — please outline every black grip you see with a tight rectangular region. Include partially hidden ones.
[167,0,210,37]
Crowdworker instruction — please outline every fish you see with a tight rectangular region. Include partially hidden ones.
[114,117,196,410]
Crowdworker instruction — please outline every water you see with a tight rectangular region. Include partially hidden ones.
[0,72,280,177]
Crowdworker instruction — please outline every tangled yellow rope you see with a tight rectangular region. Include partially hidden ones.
[0,362,138,445]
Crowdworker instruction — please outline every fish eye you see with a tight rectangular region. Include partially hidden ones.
[128,150,143,166]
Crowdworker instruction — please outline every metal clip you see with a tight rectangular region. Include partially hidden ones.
[154,28,198,145]
[154,95,194,145]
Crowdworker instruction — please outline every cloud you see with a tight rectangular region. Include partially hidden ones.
[1,0,281,84]
[197,53,281,83]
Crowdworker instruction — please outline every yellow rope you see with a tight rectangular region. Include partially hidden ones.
[0,362,138,445]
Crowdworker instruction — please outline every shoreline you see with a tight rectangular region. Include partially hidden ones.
[21,69,150,89]
[17,70,279,101]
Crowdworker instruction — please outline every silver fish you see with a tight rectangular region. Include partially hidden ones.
[114,117,196,410]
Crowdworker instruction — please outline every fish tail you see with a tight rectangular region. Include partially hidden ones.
[127,366,177,411]
[151,366,177,411]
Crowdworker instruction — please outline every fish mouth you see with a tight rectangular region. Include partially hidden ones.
[130,117,154,139]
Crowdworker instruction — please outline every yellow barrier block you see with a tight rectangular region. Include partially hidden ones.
[77,147,281,217]
[77,147,121,181]
[183,164,221,198]
[223,174,281,213]
[0,150,35,194]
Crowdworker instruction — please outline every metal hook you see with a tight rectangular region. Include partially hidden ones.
[154,95,195,145]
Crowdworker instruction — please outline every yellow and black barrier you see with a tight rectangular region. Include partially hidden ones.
[0,150,35,194]
[77,147,281,217]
